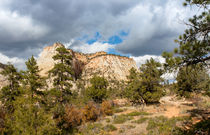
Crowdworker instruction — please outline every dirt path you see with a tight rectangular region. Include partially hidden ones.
[85,95,209,135]
[107,96,196,135]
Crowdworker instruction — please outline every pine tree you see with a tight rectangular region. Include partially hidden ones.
[0,63,22,113]
[24,56,45,103]
[162,0,209,69]
[175,65,210,97]
[5,56,60,135]
[49,46,73,105]
[126,59,164,104]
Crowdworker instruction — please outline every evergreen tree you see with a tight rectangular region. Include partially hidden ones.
[86,75,108,103]
[175,65,210,97]
[126,59,164,104]
[49,46,73,105]
[162,0,209,69]
[0,63,22,113]
[5,56,60,135]
[48,46,74,132]
[24,56,45,104]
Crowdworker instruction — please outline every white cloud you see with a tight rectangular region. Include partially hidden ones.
[0,9,49,42]
[131,55,165,67]
[0,52,25,70]
[131,55,177,80]
[65,41,114,54]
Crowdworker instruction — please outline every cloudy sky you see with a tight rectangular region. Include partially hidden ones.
[0,0,198,70]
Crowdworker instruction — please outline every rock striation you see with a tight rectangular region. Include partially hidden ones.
[37,43,138,81]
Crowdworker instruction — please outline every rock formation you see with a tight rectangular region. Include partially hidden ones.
[37,43,138,81]
[0,63,8,89]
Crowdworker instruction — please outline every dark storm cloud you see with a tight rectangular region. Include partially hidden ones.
[0,0,197,62]
[0,0,140,58]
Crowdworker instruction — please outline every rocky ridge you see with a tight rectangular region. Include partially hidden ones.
[37,43,138,81]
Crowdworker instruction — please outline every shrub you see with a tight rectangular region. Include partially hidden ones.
[113,114,133,124]
[86,76,108,103]
[114,108,124,113]
[0,107,5,133]
[101,101,113,116]
[126,111,150,116]
[146,116,188,135]
[82,102,100,122]
[132,117,148,124]
[63,105,83,129]
[103,124,117,132]
[78,123,103,135]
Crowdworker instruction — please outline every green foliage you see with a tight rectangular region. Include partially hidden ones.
[175,119,210,135]
[126,111,150,116]
[113,108,124,113]
[113,114,134,124]
[6,97,60,135]
[0,106,6,134]
[86,75,108,103]
[78,123,104,135]
[132,117,148,124]
[0,63,22,113]
[103,124,117,132]
[175,65,210,97]
[146,116,188,135]
[24,56,45,103]
[126,59,164,104]
[49,46,74,104]
[162,0,210,69]
[3,56,60,135]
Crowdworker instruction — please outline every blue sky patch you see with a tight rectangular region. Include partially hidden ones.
[107,35,123,44]
[86,32,101,44]
[119,30,129,37]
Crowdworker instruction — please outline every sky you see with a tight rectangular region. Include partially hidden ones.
[0,0,199,75]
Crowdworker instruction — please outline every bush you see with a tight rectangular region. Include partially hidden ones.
[82,102,100,122]
[103,124,117,132]
[101,101,113,116]
[86,76,108,103]
[113,114,133,124]
[0,107,5,133]
[126,111,150,116]
[63,105,83,129]
[132,117,148,124]
[146,116,188,135]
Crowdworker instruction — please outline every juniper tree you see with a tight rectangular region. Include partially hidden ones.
[162,0,210,70]
[0,63,22,113]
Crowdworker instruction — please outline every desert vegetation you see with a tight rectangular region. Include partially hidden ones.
[0,0,209,135]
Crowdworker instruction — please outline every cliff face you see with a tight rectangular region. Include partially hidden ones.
[37,43,138,81]
[0,63,8,89]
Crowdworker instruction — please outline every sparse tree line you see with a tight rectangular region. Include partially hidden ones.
[0,0,209,134]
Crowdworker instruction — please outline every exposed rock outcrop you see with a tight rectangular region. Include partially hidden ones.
[37,43,138,81]
[0,63,8,89]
